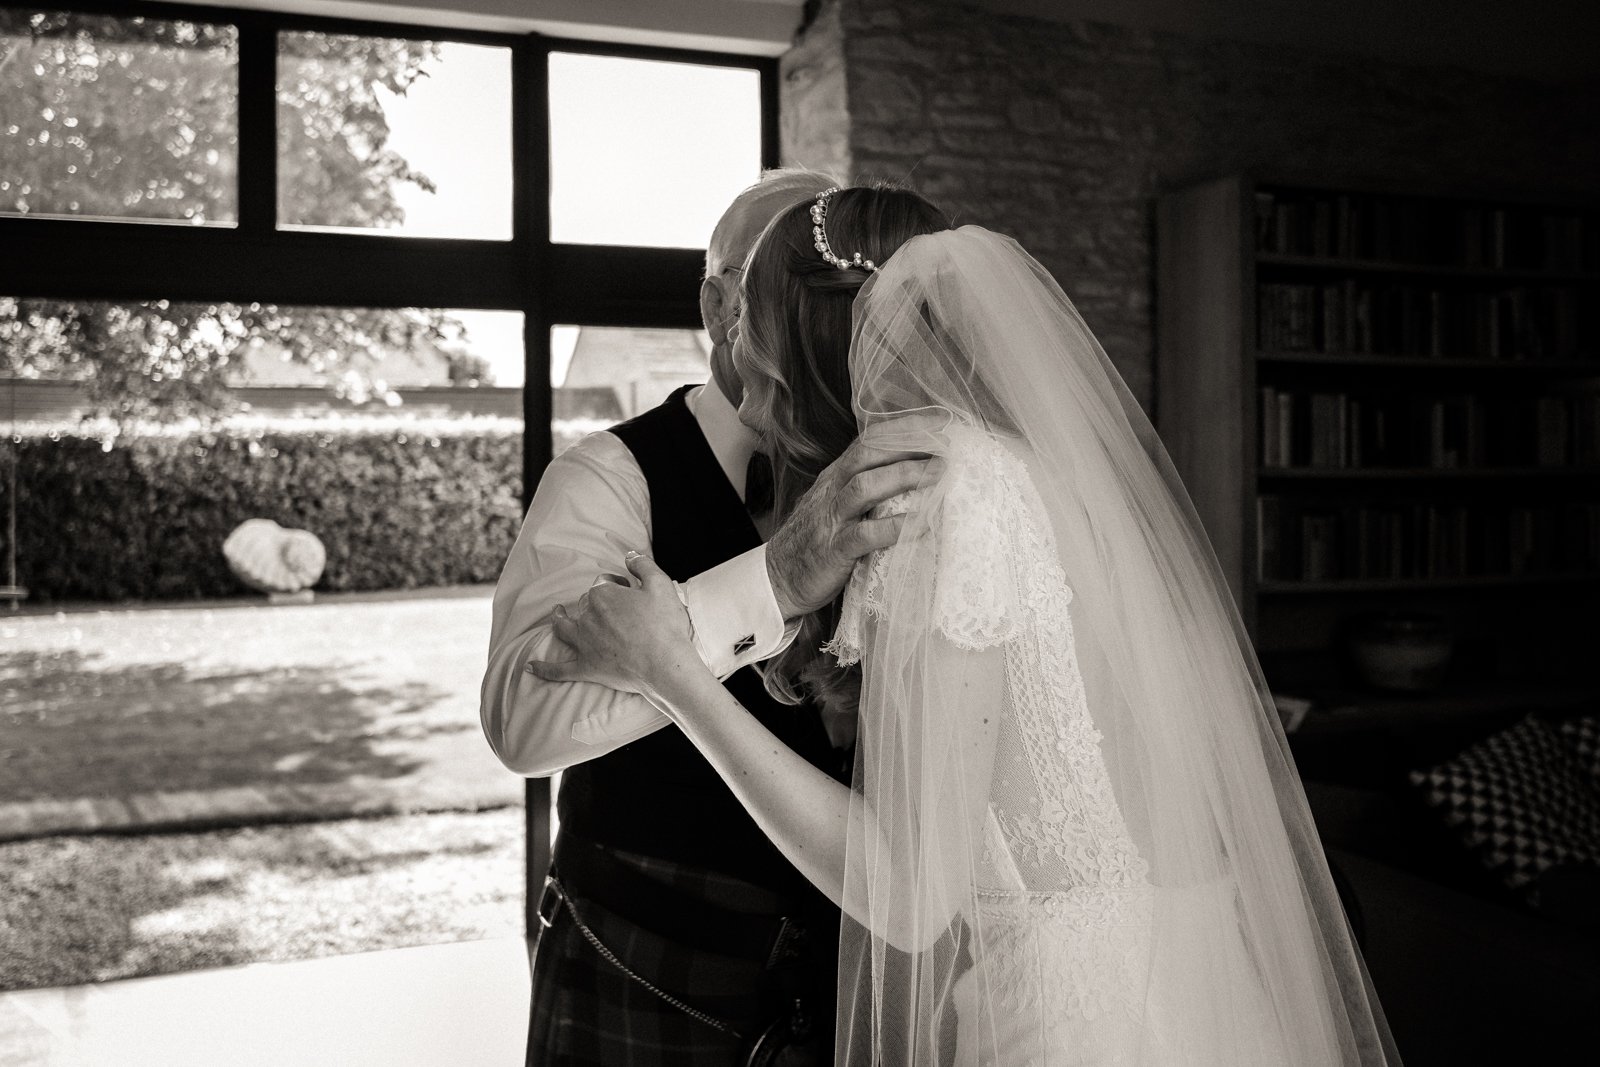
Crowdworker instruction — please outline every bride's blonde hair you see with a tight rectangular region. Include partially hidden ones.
[738,183,951,712]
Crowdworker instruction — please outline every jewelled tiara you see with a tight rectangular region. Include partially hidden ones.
[810,187,877,273]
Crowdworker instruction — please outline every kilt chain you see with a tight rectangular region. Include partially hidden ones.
[548,878,745,1039]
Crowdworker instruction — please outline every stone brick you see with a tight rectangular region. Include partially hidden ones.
[932,125,1025,158]
[930,107,1005,131]
[1007,97,1060,134]
[930,90,983,113]
[853,123,934,157]
[849,68,925,126]
[848,32,940,70]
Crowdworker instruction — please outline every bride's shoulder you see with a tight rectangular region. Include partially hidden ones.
[828,421,1053,663]
[940,423,1040,515]
[917,424,1044,648]
[861,424,1034,533]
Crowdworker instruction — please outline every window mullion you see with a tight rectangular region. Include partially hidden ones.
[518,37,554,494]
[236,14,277,238]
[759,59,780,170]
[516,38,555,932]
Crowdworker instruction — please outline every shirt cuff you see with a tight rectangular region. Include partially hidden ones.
[677,545,796,677]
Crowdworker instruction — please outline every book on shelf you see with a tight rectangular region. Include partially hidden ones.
[1256,497,1600,583]
[1253,189,1594,272]
[1257,280,1586,361]
[1257,388,1594,469]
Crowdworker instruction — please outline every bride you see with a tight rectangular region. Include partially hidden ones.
[529,185,1400,1065]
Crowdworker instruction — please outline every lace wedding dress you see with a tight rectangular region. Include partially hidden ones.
[830,426,1282,1065]
[825,228,1398,1065]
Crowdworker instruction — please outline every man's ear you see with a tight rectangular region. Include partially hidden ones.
[701,275,730,349]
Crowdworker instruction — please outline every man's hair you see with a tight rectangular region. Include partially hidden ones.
[705,167,839,278]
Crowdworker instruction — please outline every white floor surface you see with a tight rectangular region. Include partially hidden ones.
[0,937,531,1067]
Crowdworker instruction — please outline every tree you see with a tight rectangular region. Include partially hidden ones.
[0,11,476,426]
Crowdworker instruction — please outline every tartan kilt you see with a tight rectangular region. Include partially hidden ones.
[526,852,835,1066]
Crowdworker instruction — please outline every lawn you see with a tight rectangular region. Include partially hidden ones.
[0,809,523,991]
[0,589,521,808]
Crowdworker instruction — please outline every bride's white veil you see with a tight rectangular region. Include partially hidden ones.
[831,226,1399,1064]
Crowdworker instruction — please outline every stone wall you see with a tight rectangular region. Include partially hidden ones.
[779,0,1600,410]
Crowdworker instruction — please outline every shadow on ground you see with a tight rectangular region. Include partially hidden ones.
[0,649,464,802]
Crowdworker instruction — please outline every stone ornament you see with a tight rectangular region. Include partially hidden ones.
[223,518,327,594]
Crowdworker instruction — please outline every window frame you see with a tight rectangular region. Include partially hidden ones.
[0,0,779,933]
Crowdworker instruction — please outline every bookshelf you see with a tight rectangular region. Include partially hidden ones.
[1155,174,1599,737]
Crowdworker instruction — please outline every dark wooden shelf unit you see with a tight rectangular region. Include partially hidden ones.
[1156,174,1598,733]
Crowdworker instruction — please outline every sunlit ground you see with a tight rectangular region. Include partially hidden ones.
[0,590,527,991]
[0,809,523,991]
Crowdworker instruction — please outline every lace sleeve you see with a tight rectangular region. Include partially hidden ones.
[825,428,1026,665]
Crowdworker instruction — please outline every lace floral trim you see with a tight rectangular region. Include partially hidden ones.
[824,425,1024,666]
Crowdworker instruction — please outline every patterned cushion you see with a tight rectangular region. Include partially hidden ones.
[1410,716,1600,902]
[1555,713,1600,781]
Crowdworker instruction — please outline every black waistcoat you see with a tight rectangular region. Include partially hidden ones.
[555,385,840,897]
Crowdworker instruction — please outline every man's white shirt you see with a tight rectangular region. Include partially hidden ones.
[480,382,794,777]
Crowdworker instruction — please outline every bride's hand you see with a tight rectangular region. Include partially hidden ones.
[526,552,704,705]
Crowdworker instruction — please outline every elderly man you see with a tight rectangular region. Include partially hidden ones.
[482,169,934,1065]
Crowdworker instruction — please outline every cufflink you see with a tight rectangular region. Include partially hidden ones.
[734,634,756,655]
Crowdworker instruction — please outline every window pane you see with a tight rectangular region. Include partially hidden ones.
[0,10,238,224]
[548,53,761,248]
[277,33,512,240]
[551,324,710,453]
[2,296,526,987]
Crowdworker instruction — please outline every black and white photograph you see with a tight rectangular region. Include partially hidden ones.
[1,1,1596,1064]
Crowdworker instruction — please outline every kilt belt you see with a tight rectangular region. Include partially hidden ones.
[550,833,809,972]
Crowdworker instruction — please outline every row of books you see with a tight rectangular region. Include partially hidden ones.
[1257,281,1588,360]
[1258,389,1600,469]
[1254,191,1592,272]
[1256,497,1600,582]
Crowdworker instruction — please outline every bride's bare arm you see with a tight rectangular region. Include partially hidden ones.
[648,665,858,907]
[652,656,1000,954]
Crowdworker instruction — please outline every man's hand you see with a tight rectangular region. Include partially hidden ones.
[766,416,947,620]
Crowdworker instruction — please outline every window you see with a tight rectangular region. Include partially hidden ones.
[0,9,238,224]
[548,52,762,247]
[277,32,512,239]
[1,3,776,955]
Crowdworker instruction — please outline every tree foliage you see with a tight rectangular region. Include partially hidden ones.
[0,11,472,425]
[276,30,438,230]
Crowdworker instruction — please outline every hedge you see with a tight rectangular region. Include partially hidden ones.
[0,418,526,603]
